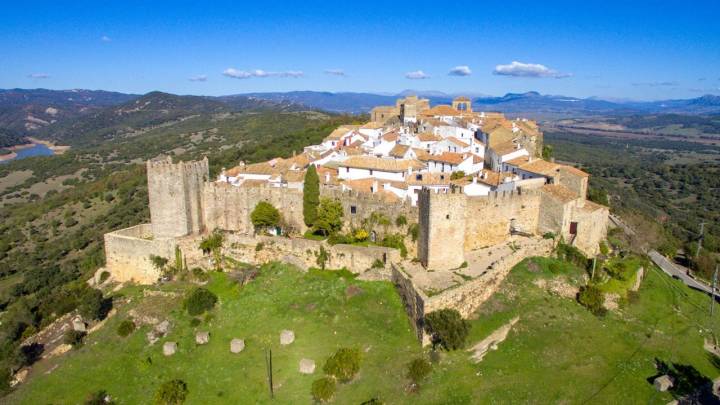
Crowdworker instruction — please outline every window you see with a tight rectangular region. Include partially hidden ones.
[416,174,422,181]
[350,206,357,214]
[369,169,374,175]
[446,214,450,219]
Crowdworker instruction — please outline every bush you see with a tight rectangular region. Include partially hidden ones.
[555,242,588,268]
[255,242,264,252]
[395,215,408,227]
[353,228,369,242]
[99,271,111,283]
[424,309,470,351]
[189,318,201,327]
[250,201,281,232]
[371,259,384,269]
[64,330,86,348]
[599,240,609,256]
[542,232,556,240]
[85,390,113,405]
[408,223,420,242]
[380,234,407,258]
[578,285,606,316]
[323,347,361,382]
[184,287,218,316]
[327,233,352,245]
[79,288,111,321]
[311,377,336,402]
[117,319,136,337]
[406,357,432,383]
[450,171,465,180]
[313,198,344,236]
[153,379,188,405]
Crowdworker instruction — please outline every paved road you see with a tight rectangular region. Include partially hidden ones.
[648,250,720,298]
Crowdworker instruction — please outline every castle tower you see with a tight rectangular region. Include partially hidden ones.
[452,96,472,113]
[146,157,209,238]
[418,187,466,270]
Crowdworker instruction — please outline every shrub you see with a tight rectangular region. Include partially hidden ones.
[84,390,113,405]
[424,309,470,351]
[380,234,407,258]
[311,377,336,402]
[323,347,361,382]
[371,259,384,269]
[99,271,111,283]
[327,233,352,245]
[313,198,344,236]
[150,255,169,271]
[353,228,369,242]
[315,246,329,270]
[153,379,188,405]
[542,232,556,240]
[555,242,588,268]
[406,357,432,384]
[255,242,264,252]
[64,330,86,348]
[599,240,609,256]
[189,318,201,327]
[408,223,420,242]
[459,261,468,268]
[79,288,111,321]
[450,171,465,180]
[395,215,408,227]
[117,319,136,337]
[578,285,606,316]
[184,287,218,316]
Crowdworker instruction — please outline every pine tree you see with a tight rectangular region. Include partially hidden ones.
[303,165,320,227]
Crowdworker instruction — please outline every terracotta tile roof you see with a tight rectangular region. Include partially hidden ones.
[517,159,563,177]
[406,172,452,185]
[382,131,399,142]
[425,152,465,165]
[422,105,460,116]
[282,170,306,183]
[474,170,516,186]
[342,177,376,192]
[238,179,269,188]
[316,167,339,185]
[560,165,590,177]
[361,121,384,129]
[343,146,365,156]
[581,199,608,212]
[541,184,578,203]
[505,156,532,167]
[492,141,525,156]
[324,126,354,141]
[447,137,469,147]
[417,132,442,142]
[411,148,431,161]
[389,144,410,158]
[339,156,424,172]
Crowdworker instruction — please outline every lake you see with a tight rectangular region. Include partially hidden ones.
[0,143,55,164]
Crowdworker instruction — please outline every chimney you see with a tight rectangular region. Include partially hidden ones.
[550,157,556,163]
[372,180,379,193]
[325,172,330,183]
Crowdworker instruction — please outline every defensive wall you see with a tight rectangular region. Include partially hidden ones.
[392,237,554,344]
[103,224,176,284]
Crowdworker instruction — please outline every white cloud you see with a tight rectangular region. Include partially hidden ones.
[493,61,571,79]
[188,75,208,82]
[405,70,430,80]
[101,35,111,42]
[448,65,472,76]
[27,73,50,79]
[631,81,678,87]
[223,68,304,79]
[324,69,346,76]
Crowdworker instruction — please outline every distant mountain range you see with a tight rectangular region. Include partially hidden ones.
[1,88,719,147]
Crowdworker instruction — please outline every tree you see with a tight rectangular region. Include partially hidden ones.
[424,309,470,351]
[542,144,554,160]
[311,377,336,402]
[450,171,466,180]
[314,198,344,236]
[79,288,110,321]
[199,230,224,270]
[64,330,86,348]
[149,255,169,272]
[406,357,432,384]
[250,201,281,233]
[323,347,361,382]
[153,379,188,405]
[303,165,320,227]
[184,287,218,316]
[316,245,329,270]
[395,215,408,227]
[578,284,606,316]
[117,319,136,337]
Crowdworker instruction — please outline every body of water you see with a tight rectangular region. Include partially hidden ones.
[1,144,55,164]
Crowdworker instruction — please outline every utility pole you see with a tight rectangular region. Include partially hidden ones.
[266,349,274,399]
[696,222,705,258]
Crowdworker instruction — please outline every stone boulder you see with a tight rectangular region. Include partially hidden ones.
[654,374,673,392]
[163,341,177,356]
[299,358,315,374]
[196,331,210,345]
[280,330,295,345]
[155,320,171,335]
[71,316,86,332]
[230,338,245,353]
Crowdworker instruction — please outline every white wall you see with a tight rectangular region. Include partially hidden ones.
[337,166,405,181]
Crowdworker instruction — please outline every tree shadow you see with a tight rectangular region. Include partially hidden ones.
[649,358,716,402]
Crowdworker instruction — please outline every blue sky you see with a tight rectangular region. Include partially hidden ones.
[2,0,719,100]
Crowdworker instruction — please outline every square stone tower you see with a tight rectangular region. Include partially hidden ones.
[418,187,467,270]
[146,157,209,238]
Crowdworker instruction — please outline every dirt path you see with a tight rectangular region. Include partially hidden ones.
[468,316,520,362]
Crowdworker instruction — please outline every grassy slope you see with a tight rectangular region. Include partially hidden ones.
[9,258,720,404]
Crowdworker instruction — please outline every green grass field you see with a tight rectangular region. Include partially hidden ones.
[8,258,720,404]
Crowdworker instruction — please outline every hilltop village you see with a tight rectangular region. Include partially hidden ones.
[103,95,609,340]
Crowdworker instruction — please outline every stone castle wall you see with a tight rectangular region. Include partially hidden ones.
[392,238,553,345]
[321,188,418,234]
[104,224,176,284]
[147,157,208,238]
[464,189,541,250]
[203,182,305,235]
